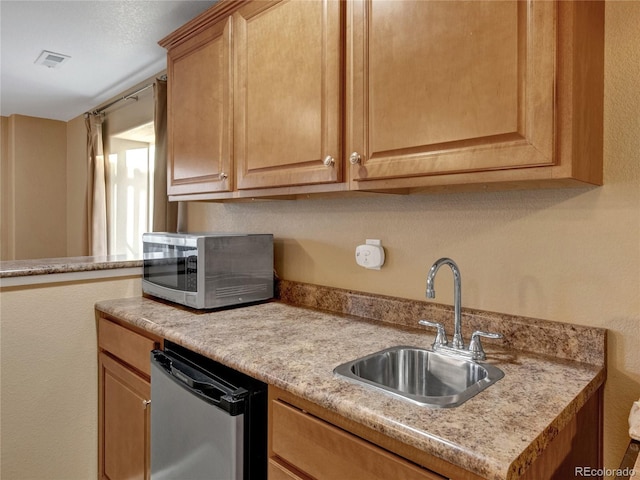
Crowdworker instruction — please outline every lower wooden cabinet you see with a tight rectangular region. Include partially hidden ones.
[98,316,162,480]
[268,385,604,480]
[268,387,446,480]
[95,315,602,480]
[99,353,151,480]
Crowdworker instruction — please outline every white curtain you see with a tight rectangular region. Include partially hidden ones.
[86,77,180,258]
[86,113,108,256]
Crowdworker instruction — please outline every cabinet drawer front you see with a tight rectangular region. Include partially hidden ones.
[271,400,443,480]
[98,318,157,376]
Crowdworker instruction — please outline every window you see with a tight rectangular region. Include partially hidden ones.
[107,122,155,257]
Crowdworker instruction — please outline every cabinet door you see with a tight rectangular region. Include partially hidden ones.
[167,17,233,196]
[99,353,151,480]
[234,0,342,190]
[347,0,555,188]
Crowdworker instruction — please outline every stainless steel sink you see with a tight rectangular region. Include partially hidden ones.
[334,346,504,408]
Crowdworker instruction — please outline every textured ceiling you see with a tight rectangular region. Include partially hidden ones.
[0,0,217,121]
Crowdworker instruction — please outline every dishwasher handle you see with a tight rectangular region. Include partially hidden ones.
[151,350,248,415]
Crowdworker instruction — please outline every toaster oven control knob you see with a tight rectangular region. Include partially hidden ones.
[323,156,335,167]
[219,172,228,180]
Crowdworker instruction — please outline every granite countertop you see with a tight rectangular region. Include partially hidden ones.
[95,289,606,480]
[0,255,142,278]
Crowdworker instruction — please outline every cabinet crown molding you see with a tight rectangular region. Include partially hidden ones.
[158,0,241,49]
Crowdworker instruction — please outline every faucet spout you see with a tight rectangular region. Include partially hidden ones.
[426,258,464,349]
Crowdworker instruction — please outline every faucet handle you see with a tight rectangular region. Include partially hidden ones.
[418,320,449,348]
[468,331,503,361]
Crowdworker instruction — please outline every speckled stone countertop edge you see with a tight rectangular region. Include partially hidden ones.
[0,255,142,278]
[95,293,606,480]
[506,371,605,478]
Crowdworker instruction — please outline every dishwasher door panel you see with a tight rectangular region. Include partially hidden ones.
[150,359,244,480]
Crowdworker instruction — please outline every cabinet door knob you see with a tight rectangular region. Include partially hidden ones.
[323,156,335,167]
[142,399,151,409]
[219,172,228,180]
[349,152,362,165]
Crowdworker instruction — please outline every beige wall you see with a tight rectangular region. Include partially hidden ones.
[0,113,92,259]
[186,1,640,470]
[0,276,141,480]
[1,115,68,259]
[102,87,154,138]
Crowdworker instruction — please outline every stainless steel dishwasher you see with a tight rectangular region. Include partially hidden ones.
[150,341,267,480]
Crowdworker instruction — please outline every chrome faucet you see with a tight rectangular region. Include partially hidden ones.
[420,258,503,361]
[426,258,464,349]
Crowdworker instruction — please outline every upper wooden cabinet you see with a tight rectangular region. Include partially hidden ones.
[160,0,603,200]
[161,0,343,198]
[165,16,233,196]
[346,0,603,192]
[234,0,342,190]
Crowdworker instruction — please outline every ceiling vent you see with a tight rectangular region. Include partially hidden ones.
[34,50,71,69]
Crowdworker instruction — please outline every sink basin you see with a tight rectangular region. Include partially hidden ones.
[334,346,504,408]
